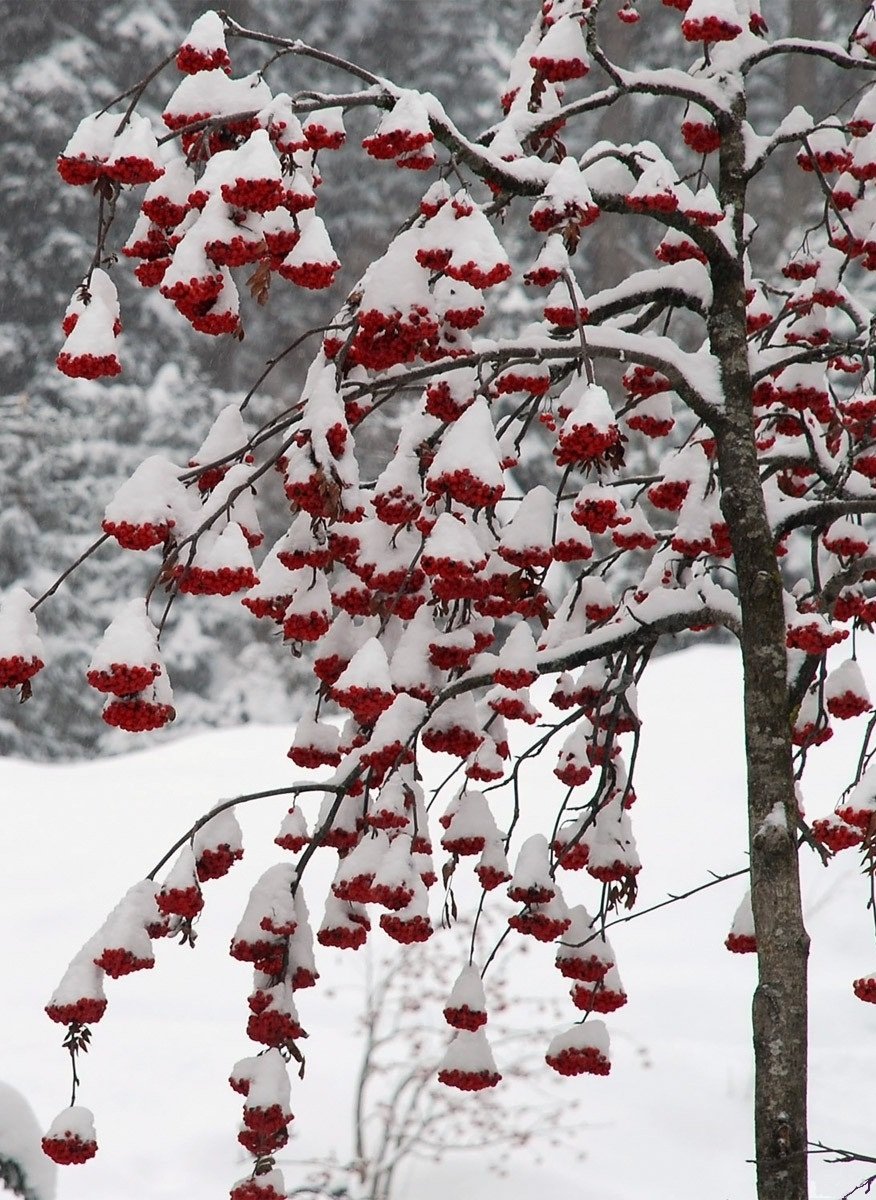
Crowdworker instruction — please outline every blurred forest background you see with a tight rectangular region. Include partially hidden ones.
[0,1,848,758]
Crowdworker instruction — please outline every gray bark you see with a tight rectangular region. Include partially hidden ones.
[713,98,810,1200]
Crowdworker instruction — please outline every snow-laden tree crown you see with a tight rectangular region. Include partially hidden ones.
[13,2,876,1197]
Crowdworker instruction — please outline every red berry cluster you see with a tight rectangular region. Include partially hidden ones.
[178,565,258,596]
[437,1067,501,1091]
[86,663,157,694]
[681,120,721,154]
[220,177,284,213]
[93,947,154,978]
[556,954,609,983]
[277,259,340,290]
[318,922,368,950]
[571,982,627,1012]
[242,596,291,622]
[102,698,175,732]
[246,1009,305,1048]
[680,15,742,42]
[0,654,44,688]
[826,690,871,719]
[363,127,433,161]
[378,912,433,943]
[175,44,231,74]
[475,863,511,890]
[555,422,621,468]
[56,351,122,379]
[546,1046,610,1076]
[786,623,849,656]
[529,54,589,84]
[508,909,571,942]
[102,518,172,550]
[725,933,757,954]
[196,844,243,881]
[443,1004,488,1031]
[426,468,504,509]
[157,885,204,920]
[852,976,876,1003]
[45,997,108,1025]
[41,1134,98,1165]
[422,724,484,760]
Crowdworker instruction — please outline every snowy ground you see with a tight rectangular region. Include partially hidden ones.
[2,642,876,1200]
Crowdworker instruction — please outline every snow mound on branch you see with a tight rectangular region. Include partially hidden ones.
[0,1082,57,1200]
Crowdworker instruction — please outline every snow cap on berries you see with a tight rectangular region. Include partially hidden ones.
[241,1046,292,1120]
[46,950,108,1026]
[378,869,433,943]
[421,512,489,577]
[62,269,120,337]
[556,905,615,980]
[680,0,743,43]
[363,89,434,161]
[274,804,310,854]
[507,835,556,909]
[725,888,756,953]
[443,201,512,290]
[231,866,296,970]
[332,637,395,723]
[57,278,122,379]
[497,486,556,570]
[554,380,621,467]
[475,836,511,891]
[104,112,163,184]
[277,212,340,289]
[360,693,427,775]
[177,11,231,74]
[219,129,284,212]
[426,398,505,508]
[41,1106,98,1165]
[369,835,420,910]
[529,14,590,82]
[90,880,161,977]
[162,69,271,135]
[437,1027,501,1090]
[0,588,45,689]
[302,106,346,150]
[530,156,598,231]
[836,763,876,832]
[87,599,162,695]
[180,523,259,596]
[318,892,370,950]
[583,796,640,882]
[230,1169,287,1200]
[57,110,122,184]
[102,456,192,550]
[440,788,499,856]
[825,659,872,719]
[545,1020,611,1076]
[192,807,244,880]
[444,963,488,1031]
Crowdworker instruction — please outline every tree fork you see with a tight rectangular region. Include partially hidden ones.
[714,99,810,1200]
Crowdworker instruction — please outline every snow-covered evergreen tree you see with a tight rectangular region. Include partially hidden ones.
[1,1,534,758]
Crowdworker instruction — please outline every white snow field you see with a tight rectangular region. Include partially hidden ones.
[2,641,875,1200]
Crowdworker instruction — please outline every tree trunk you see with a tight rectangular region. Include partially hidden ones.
[713,99,811,1200]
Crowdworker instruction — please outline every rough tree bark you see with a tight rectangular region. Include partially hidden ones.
[714,96,810,1200]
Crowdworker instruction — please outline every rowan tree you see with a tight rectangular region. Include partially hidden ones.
[13,2,876,1198]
